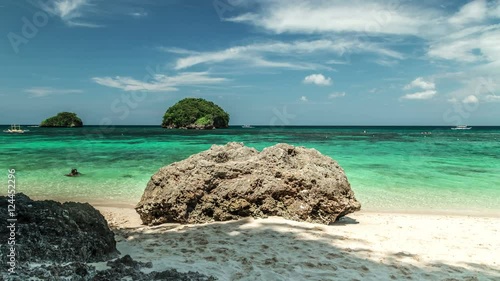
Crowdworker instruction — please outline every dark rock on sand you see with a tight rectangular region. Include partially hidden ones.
[0,193,118,265]
[4,255,216,281]
[136,142,361,225]
[0,194,215,281]
[95,255,216,281]
[3,262,95,281]
[106,254,153,269]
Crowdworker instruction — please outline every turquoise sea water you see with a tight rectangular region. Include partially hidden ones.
[1,125,499,214]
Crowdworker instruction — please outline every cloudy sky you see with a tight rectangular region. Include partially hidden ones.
[1,0,499,125]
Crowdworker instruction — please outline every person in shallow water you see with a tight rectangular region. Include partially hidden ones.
[66,168,81,177]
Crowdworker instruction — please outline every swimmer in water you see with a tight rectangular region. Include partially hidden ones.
[66,168,81,177]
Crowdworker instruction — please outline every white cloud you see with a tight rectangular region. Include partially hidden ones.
[169,39,403,70]
[303,74,332,86]
[374,59,399,67]
[427,0,500,64]
[226,0,500,70]
[485,94,500,102]
[92,72,227,92]
[401,90,437,100]
[38,0,154,26]
[39,0,101,27]
[226,0,440,36]
[326,59,349,65]
[404,77,435,91]
[328,92,346,99]
[489,1,500,18]
[66,21,102,28]
[462,95,479,104]
[130,11,148,17]
[402,77,436,100]
[428,26,500,63]
[52,0,87,18]
[158,47,200,55]
[25,87,83,97]
[448,0,488,26]
[444,75,499,103]
[300,96,308,102]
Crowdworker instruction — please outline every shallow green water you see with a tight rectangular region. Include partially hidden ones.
[1,126,499,213]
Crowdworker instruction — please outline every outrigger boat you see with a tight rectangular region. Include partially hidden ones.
[3,125,28,133]
[451,125,472,130]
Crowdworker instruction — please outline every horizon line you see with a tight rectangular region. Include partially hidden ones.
[1,124,498,127]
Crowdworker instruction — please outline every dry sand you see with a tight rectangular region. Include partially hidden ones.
[96,207,500,281]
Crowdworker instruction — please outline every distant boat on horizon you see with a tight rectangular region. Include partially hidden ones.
[241,125,255,128]
[3,124,28,134]
[451,125,472,130]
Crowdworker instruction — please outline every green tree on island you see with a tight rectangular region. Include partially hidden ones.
[162,98,230,129]
[40,112,83,127]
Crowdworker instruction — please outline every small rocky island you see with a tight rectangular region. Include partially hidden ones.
[162,98,229,129]
[40,112,83,127]
[136,142,361,225]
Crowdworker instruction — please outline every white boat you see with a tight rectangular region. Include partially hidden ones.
[451,125,471,130]
[241,125,255,128]
[3,125,27,133]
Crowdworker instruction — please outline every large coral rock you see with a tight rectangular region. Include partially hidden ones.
[136,143,361,225]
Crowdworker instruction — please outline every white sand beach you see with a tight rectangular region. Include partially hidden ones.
[95,207,500,281]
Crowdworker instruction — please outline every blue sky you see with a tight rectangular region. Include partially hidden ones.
[1,0,499,125]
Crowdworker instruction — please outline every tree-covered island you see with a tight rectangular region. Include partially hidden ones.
[162,98,230,129]
[40,112,83,127]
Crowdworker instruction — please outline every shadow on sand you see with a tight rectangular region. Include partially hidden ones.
[111,216,500,281]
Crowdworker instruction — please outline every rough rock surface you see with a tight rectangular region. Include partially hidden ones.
[0,194,216,281]
[136,142,361,225]
[0,193,118,265]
